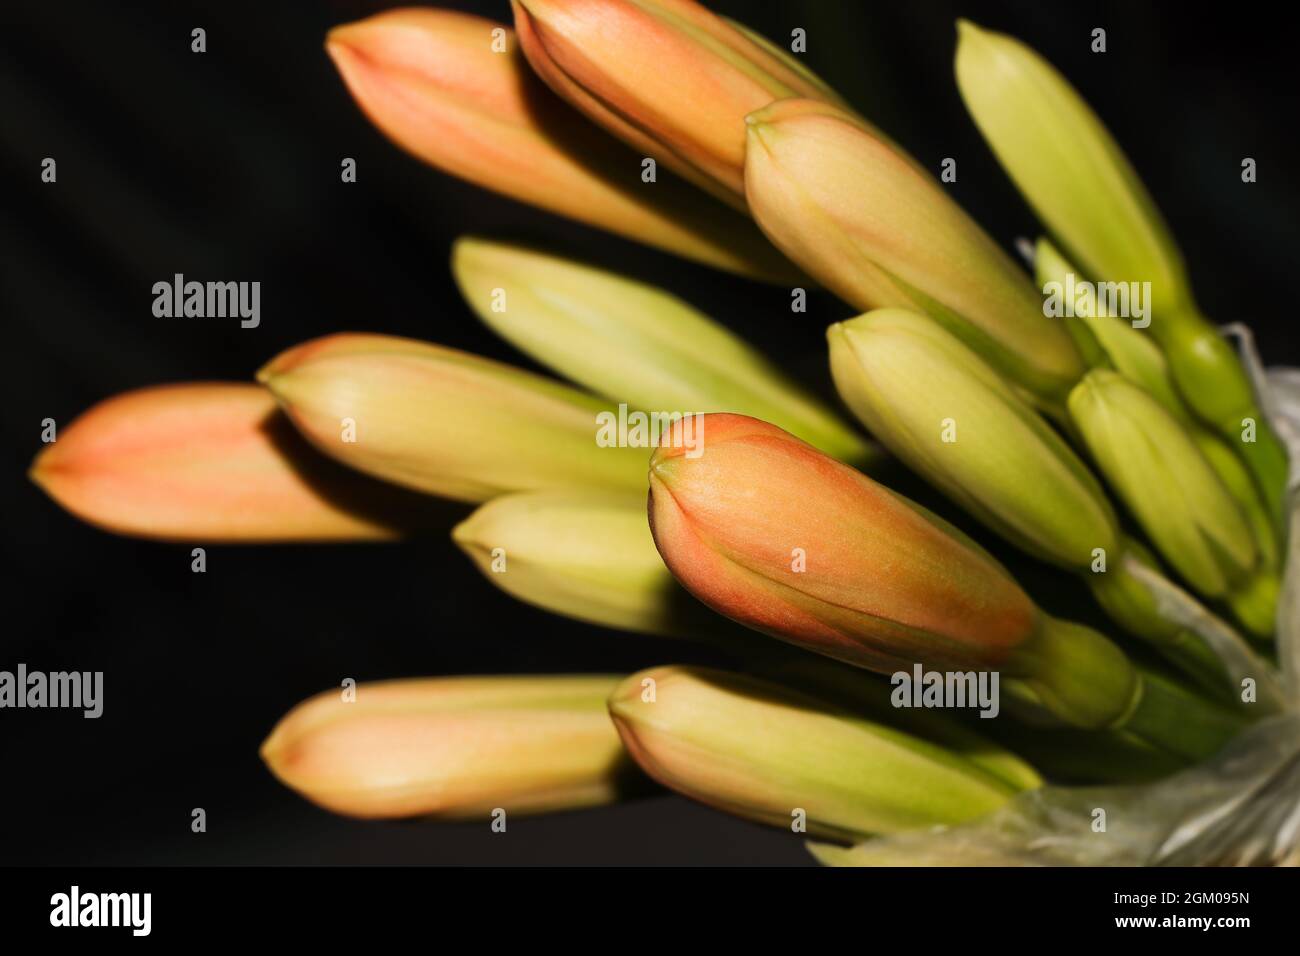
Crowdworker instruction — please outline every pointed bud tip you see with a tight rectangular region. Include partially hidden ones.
[27,457,52,493]
[744,98,818,132]
[323,18,388,69]
[648,448,682,487]
[323,24,355,54]
[257,734,282,769]
[257,334,361,387]
[606,669,648,714]
[449,513,487,556]
[450,235,503,282]
[955,18,997,51]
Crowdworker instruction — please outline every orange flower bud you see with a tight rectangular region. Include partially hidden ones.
[327,8,793,280]
[262,675,632,818]
[512,0,849,204]
[745,98,1085,407]
[648,414,1142,732]
[29,383,434,542]
[649,413,1036,671]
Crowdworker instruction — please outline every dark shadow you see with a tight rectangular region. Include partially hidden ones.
[259,407,469,536]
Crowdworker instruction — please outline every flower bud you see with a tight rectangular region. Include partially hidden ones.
[29,383,443,542]
[511,0,849,204]
[327,9,791,280]
[454,237,875,464]
[262,675,632,818]
[648,413,1139,730]
[609,666,1021,841]
[1067,370,1275,632]
[956,22,1288,519]
[829,308,1118,569]
[769,657,1043,793]
[1036,238,1277,569]
[826,309,1252,689]
[744,98,1084,407]
[258,333,648,502]
[955,21,1193,318]
[453,490,695,635]
[1033,238,1177,398]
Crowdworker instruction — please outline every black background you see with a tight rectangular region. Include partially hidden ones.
[2,0,1298,865]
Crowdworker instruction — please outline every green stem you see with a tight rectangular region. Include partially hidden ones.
[1159,316,1289,528]
[1154,630,1241,704]
[1233,422,1290,528]
[1122,672,1246,762]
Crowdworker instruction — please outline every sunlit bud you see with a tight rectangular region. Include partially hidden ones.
[609,666,1022,840]
[326,9,792,280]
[29,383,445,542]
[745,98,1084,407]
[454,237,876,465]
[511,0,849,204]
[262,675,633,818]
[453,489,706,636]
[1068,370,1276,634]
[258,333,648,502]
[957,22,1288,518]
[648,413,1139,730]
[829,308,1118,569]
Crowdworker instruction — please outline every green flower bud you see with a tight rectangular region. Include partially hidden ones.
[1037,239,1277,569]
[829,308,1118,569]
[828,308,1256,683]
[609,666,1025,841]
[453,237,875,465]
[955,21,1192,318]
[258,334,648,502]
[1068,370,1275,634]
[957,22,1288,520]
[452,490,696,636]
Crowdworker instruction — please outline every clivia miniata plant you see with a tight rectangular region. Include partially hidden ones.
[30,2,1300,864]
